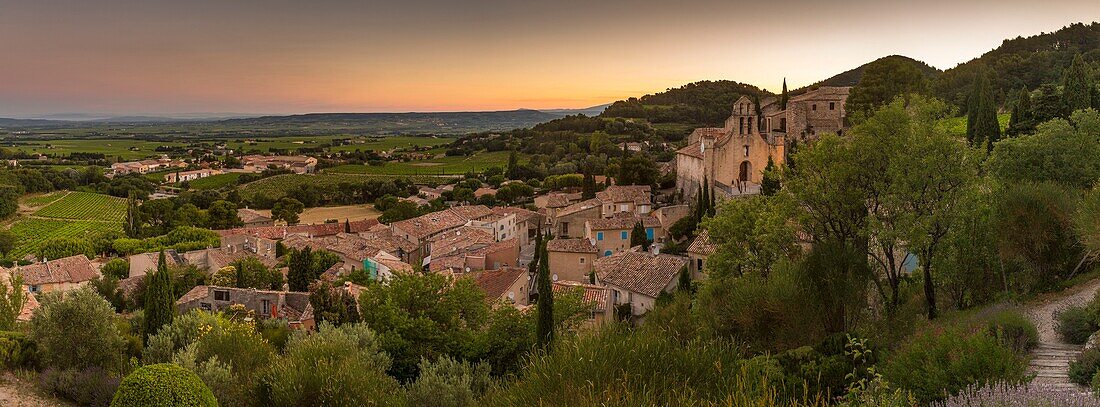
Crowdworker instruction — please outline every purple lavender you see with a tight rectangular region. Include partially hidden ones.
[936,382,1098,406]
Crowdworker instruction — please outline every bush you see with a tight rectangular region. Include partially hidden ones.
[30,288,124,372]
[110,363,217,407]
[936,382,1096,406]
[985,309,1039,353]
[259,323,403,406]
[1068,347,1100,385]
[0,331,37,369]
[882,327,1027,403]
[101,258,130,280]
[1054,306,1097,345]
[407,356,491,407]
[40,367,120,407]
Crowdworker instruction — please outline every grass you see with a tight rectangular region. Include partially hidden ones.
[187,172,243,190]
[4,138,188,160]
[325,150,513,176]
[941,113,1011,138]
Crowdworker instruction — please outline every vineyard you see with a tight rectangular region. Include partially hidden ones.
[324,150,513,176]
[6,191,127,258]
[34,191,127,221]
[187,172,243,190]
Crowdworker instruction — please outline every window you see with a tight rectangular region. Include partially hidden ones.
[620,231,628,240]
[829,102,835,110]
[812,104,817,111]
[579,257,585,264]
[29,285,39,293]
[261,299,272,316]
[743,145,749,157]
[619,204,628,212]
[200,302,212,311]
[560,222,569,236]
[697,258,704,271]
[646,228,654,240]
[214,290,229,301]
[597,232,604,241]
[604,250,612,257]
[500,225,504,230]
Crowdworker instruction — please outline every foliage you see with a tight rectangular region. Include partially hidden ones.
[259,323,404,406]
[211,257,283,290]
[966,68,1001,150]
[703,193,797,278]
[270,197,305,225]
[799,239,872,334]
[41,367,121,407]
[0,331,37,369]
[616,155,659,186]
[110,363,217,407]
[309,281,360,326]
[144,252,175,340]
[994,182,1082,288]
[1068,347,1100,385]
[287,247,339,292]
[988,109,1100,189]
[984,309,1039,354]
[101,258,130,280]
[406,356,491,407]
[936,382,1098,407]
[112,226,221,256]
[1054,306,1097,345]
[30,288,124,373]
[0,272,28,331]
[379,199,423,223]
[535,231,554,349]
[881,326,1027,402]
[845,56,930,116]
[38,237,93,259]
[1061,53,1094,114]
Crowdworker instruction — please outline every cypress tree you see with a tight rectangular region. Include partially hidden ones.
[630,221,650,251]
[967,69,1001,151]
[1007,87,1034,137]
[125,194,141,238]
[344,219,351,233]
[780,78,789,110]
[506,150,519,179]
[288,247,314,292]
[581,172,596,199]
[1062,54,1093,115]
[709,184,716,217]
[535,235,554,349]
[697,176,708,222]
[529,228,542,275]
[144,251,174,341]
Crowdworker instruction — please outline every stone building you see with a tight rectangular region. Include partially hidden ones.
[546,238,598,283]
[676,86,850,199]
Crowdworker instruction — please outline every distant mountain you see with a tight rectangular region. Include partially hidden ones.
[216,109,561,134]
[539,104,611,117]
[796,55,940,92]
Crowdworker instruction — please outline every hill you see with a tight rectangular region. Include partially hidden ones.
[600,80,767,127]
[217,109,561,134]
[797,55,940,92]
[934,22,1100,107]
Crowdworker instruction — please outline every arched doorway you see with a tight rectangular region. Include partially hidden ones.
[736,161,752,193]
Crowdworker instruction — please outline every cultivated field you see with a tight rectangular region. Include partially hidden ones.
[33,191,127,221]
[187,172,243,190]
[255,204,380,224]
[325,150,513,176]
[8,191,127,257]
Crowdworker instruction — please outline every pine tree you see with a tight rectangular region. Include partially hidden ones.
[144,251,174,341]
[535,235,554,349]
[1062,53,1093,115]
[761,156,781,196]
[630,221,650,251]
[780,78,789,110]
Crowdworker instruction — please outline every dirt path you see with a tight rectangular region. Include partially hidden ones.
[1024,277,1100,390]
[0,373,70,407]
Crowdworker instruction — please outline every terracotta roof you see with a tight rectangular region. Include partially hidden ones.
[356,228,418,254]
[390,205,491,240]
[429,226,494,258]
[469,267,527,301]
[546,238,597,253]
[595,251,686,298]
[217,219,379,240]
[677,142,704,159]
[596,185,651,205]
[687,230,717,255]
[556,198,601,217]
[281,234,382,261]
[474,187,497,198]
[587,213,661,231]
[689,127,726,142]
[15,255,97,286]
[17,293,38,322]
[789,86,850,102]
[491,206,540,224]
[545,193,581,209]
[552,281,609,312]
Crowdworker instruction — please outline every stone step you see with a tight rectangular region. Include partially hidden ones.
[1034,343,1085,351]
[1030,360,1072,368]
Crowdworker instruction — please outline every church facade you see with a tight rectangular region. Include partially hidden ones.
[675,86,851,199]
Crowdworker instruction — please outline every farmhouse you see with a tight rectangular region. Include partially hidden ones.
[241,155,318,174]
[6,255,98,294]
[110,156,186,176]
[237,208,274,227]
[165,168,223,183]
[546,238,598,283]
[676,86,850,200]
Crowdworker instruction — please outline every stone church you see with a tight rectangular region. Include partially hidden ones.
[676,86,850,199]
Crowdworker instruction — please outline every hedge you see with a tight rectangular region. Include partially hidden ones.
[110,363,217,407]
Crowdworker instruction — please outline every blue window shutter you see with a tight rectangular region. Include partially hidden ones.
[621,231,628,240]
[646,228,654,240]
[597,232,603,241]
[604,250,612,256]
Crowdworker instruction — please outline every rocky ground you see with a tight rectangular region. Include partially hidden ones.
[1025,276,1100,391]
[0,372,69,407]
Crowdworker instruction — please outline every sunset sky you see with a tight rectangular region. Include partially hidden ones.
[0,0,1098,117]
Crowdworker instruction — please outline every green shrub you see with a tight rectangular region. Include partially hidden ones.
[259,323,403,406]
[30,288,124,372]
[881,327,1027,403]
[110,363,217,407]
[1069,347,1100,385]
[407,356,491,407]
[0,331,37,369]
[1054,306,1097,345]
[985,309,1039,353]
